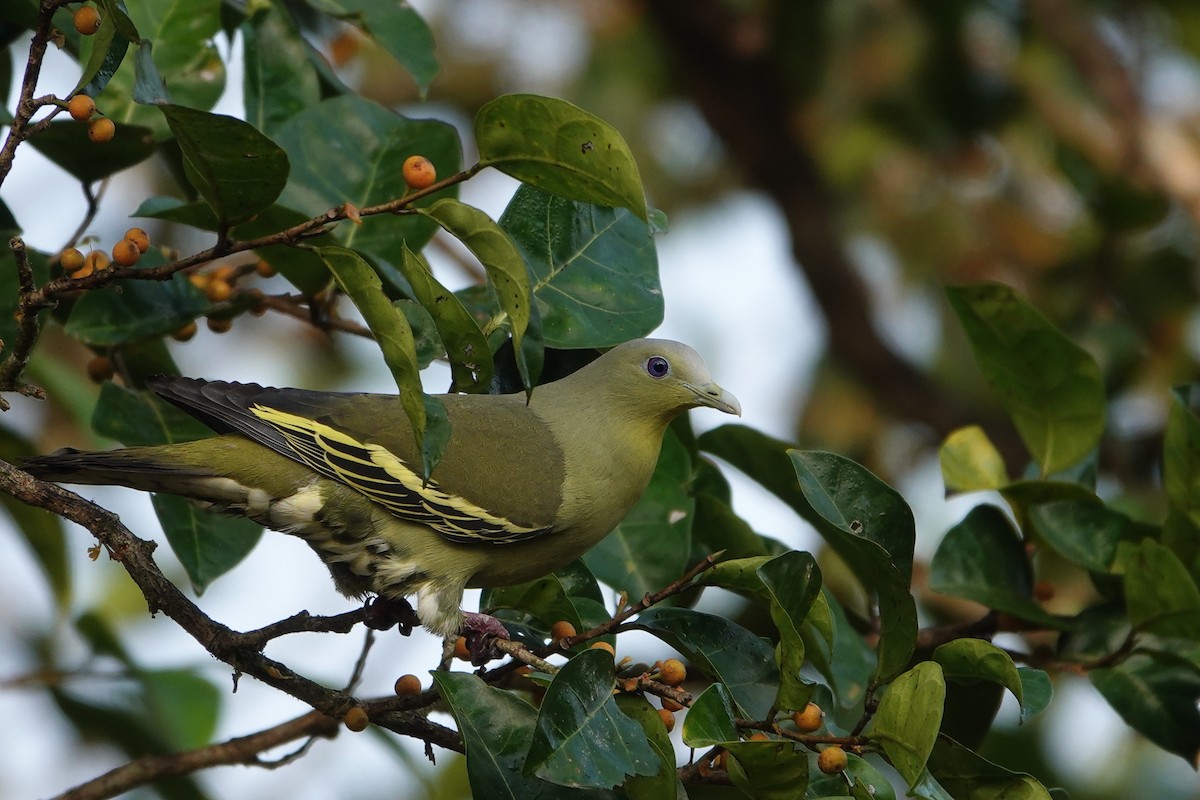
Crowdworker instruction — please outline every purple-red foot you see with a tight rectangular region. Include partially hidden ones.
[462,612,509,665]
[363,596,417,634]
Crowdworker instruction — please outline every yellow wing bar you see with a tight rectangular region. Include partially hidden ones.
[249,404,552,545]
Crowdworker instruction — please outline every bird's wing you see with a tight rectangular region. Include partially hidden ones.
[148,377,557,545]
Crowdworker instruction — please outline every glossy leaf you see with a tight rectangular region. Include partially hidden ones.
[633,607,778,719]
[63,256,209,346]
[1090,651,1200,763]
[681,683,737,747]
[1165,384,1200,532]
[868,662,945,788]
[932,639,1023,709]
[758,551,821,710]
[927,736,1053,800]
[809,754,897,800]
[1123,539,1200,638]
[242,0,319,136]
[929,504,1066,629]
[499,184,661,348]
[616,695,684,800]
[73,3,128,96]
[939,425,1008,492]
[301,0,437,91]
[160,104,289,226]
[790,450,917,681]
[28,121,157,183]
[476,94,647,219]
[1017,668,1053,723]
[946,283,1105,475]
[723,741,809,800]
[525,649,659,788]
[1026,499,1142,573]
[482,560,605,642]
[584,431,693,600]
[316,245,449,479]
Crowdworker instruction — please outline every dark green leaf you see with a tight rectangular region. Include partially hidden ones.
[74,4,128,96]
[693,493,771,559]
[92,382,210,445]
[809,754,897,800]
[1027,499,1145,573]
[160,104,289,226]
[141,668,221,750]
[932,639,1023,709]
[27,120,157,183]
[499,184,662,348]
[131,40,169,104]
[395,298,442,368]
[242,0,319,136]
[1123,539,1200,638]
[945,283,1105,475]
[939,425,1008,492]
[525,649,659,788]
[616,695,684,800]
[632,607,778,719]
[301,0,437,91]
[1091,651,1200,765]
[927,736,1053,799]
[681,683,738,747]
[482,560,606,643]
[1058,602,1130,663]
[1165,385,1200,535]
[476,94,647,219]
[1,428,70,608]
[758,551,821,710]
[868,662,945,788]
[63,258,209,346]
[1017,668,1053,722]
[723,741,809,800]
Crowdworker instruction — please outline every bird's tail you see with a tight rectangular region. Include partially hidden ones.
[23,446,219,497]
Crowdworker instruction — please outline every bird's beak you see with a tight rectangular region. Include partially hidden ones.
[689,382,742,416]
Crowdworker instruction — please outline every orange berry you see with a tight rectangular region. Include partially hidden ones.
[589,641,615,657]
[87,117,115,143]
[817,745,848,774]
[86,355,113,383]
[206,317,233,334]
[792,702,824,733]
[67,94,95,121]
[60,247,85,273]
[453,636,470,661]
[111,238,140,266]
[662,697,683,712]
[342,706,369,732]
[658,658,686,686]
[657,708,675,732]
[747,732,770,741]
[1034,581,1056,602]
[171,321,198,342]
[84,250,109,272]
[212,264,237,282]
[394,674,422,696]
[550,620,577,641]
[71,262,94,279]
[205,279,232,303]
[123,227,150,253]
[73,5,101,35]
[254,259,276,278]
[402,155,437,190]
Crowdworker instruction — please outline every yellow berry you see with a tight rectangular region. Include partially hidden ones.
[817,745,848,774]
[124,227,150,253]
[657,708,675,732]
[658,658,686,686]
[206,317,233,334]
[188,273,209,291]
[87,117,115,143]
[171,321,198,342]
[86,355,113,383]
[84,250,109,272]
[111,238,140,267]
[394,674,422,696]
[792,702,824,733]
[550,620,577,641]
[254,259,276,278]
[343,706,369,732]
[205,279,232,303]
[68,94,95,122]
[453,636,470,661]
[402,155,437,190]
[60,247,85,273]
[73,5,101,35]
[589,641,615,657]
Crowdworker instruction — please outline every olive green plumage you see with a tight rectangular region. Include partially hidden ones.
[25,339,740,636]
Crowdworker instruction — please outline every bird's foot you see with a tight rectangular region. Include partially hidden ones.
[462,612,509,666]
[363,596,417,635]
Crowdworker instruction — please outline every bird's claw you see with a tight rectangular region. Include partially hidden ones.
[462,612,509,665]
[364,596,417,635]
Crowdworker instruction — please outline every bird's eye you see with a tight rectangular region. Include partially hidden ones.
[646,356,670,378]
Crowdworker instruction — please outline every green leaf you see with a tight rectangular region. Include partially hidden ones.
[1026,499,1145,573]
[73,3,128,96]
[681,683,738,747]
[160,104,289,227]
[932,639,1024,709]
[141,668,221,751]
[130,40,170,105]
[809,754,897,800]
[525,649,659,788]
[432,671,602,799]
[1165,384,1200,533]
[723,741,809,800]
[939,425,1008,492]
[316,245,448,479]
[693,493,772,560]
[274,94,461,266]
[758,551,821,710]
[868,662,945,788]
[584,430,693,599]
[927,736,1053,800]
[1017,668,1053,723]
[790,450,917,682]
[242,0,320,136]
[1090,651,1200,763]
[632,607,778,719]
[499,184,662,348]
[92,382,210,446]
[929,504,1067,629]
[63,256,209,346]
[482,560,605,643]
[301,0,437,92]
[1,428,70,609]
[616,695,684,800]
[1123,539,1200,638]
[0,242,48,363]
[416,198,534,386]
[476,94,647,219]
[945,283,1105,475]
[397,244,493,392]
[27,120,157,183]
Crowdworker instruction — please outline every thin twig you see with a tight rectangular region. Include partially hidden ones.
[0,0,58,188]
[0,237,47,408]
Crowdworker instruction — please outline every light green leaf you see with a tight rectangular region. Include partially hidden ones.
[932,639,1024,709]
[681,683,738,747]
[868,662,945,788]
[939,425,1008,492]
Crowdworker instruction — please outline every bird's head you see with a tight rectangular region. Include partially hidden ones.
[593,338,742,421]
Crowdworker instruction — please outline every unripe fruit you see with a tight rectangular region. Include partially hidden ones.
[658,658,686,686]
[550,620,576,641]
[84,250,109,272]
[453,636,470,661]
[86,356,113,383]
[68,94,95,122]
[394,674,421,696]
[589,641,615,656]
[111,238,140,266]
[662,697,683,712]
[817,745,848,774]
[657,708,675,732]
[343,706,369,732]
[73,5,101,35]
[402,155,436,190]
[88,117,115,143]
[205,279,232,303]
[792,702,824,733]
[206,317,233,334]
[124,227,150,253]
[60,247,85,273]
[172,321,198,342]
